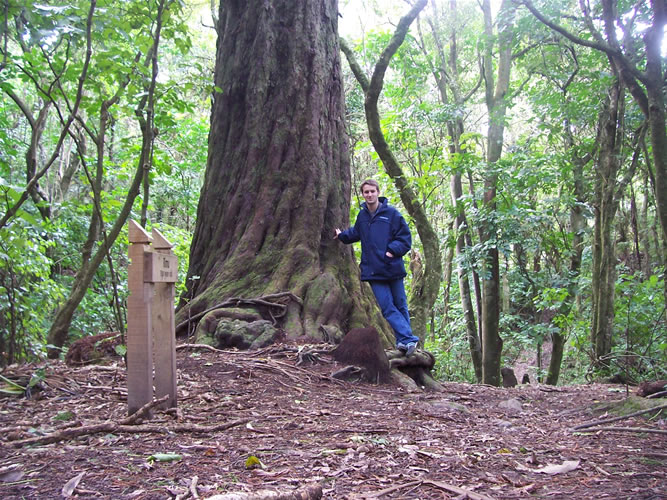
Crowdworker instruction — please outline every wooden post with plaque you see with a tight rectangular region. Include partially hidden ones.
[127,220,178,415]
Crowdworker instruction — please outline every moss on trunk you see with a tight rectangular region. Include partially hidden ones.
[178,0,392,347]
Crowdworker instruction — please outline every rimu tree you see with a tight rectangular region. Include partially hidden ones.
[181,0,389,344]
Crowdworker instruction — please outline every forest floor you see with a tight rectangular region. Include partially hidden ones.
[0,344,665,500]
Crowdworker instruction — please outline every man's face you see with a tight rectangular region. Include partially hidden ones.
[361,184,379,206]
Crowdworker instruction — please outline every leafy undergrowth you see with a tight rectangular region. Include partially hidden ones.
[0,344,665,499]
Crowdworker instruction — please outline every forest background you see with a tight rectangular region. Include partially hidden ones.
[0,0,665,387]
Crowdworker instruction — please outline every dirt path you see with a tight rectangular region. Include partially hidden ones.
[1,346,665,499]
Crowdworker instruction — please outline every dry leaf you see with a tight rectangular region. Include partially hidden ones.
[61,471,85,497]
[534,460,580,475]
[0,469,24,483]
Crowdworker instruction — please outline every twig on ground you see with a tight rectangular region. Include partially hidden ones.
[207,483,322,500]
[122,395,169,424]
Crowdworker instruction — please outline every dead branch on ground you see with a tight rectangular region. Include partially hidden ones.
[575,426,667,435]
[208,483,322,500]
[6,394,250,448]
[360,478,496,500]
[572,403,667,430]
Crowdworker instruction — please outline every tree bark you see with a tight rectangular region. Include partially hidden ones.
[181,0,389,344]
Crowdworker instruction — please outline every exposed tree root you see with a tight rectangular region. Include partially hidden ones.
[176,292,303,334]
[176,343,224,352]
[180,339,442,391]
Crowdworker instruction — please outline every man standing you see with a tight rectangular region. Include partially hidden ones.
[334,179,420,356]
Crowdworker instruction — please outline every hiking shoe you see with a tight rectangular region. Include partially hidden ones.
[397,344,407,354]
[405,342,417,356]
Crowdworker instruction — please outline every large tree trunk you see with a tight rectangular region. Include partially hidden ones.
[181,0,389,344]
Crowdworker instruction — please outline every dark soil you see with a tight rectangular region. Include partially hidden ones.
[1,344,665,499]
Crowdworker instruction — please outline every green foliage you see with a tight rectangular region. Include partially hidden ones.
[612,273,667,380]
[0,220,65,364]
[424,321,478,383]
[0,0,208,359]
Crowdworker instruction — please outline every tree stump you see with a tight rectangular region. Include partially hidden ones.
[637,380,667,397]
[330,327,443,391]
[501,367,518,388]
[331,327,390,383]
[65,332,123,366]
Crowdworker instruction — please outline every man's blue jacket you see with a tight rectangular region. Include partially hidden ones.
[338,197,411,281]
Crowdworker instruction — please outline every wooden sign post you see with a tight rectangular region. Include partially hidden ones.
[127,220,178,415]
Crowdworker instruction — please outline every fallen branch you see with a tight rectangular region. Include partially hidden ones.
[176,343,224,352]
[208,483,322,500]
[361,479,495,500]
[572,403,667,430]
[576,426,667,435]
[7,395,249,448]
[116,419,251,434]
[423,479,497,500]
[123,395,169,424]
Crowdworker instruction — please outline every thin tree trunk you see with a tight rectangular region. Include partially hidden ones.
[479,0,515,386]
[546,155,586,385]
[430,0,483,381]
[441,240,453,333]
[640,165,652,276]
[47,0,166,356]
[340,0,439,343]
[591,79,643,366]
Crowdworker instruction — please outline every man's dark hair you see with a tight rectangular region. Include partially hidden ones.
[359,179,380,194]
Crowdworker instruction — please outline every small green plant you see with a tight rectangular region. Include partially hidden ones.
[53,411,75,421]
